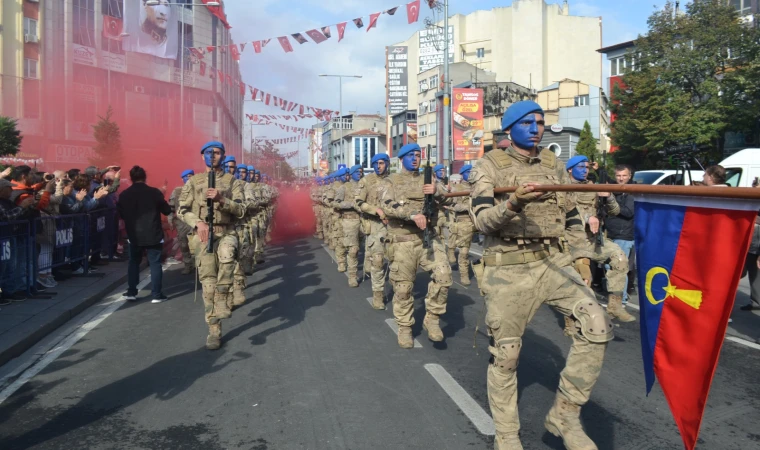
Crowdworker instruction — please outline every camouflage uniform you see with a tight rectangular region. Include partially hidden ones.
[355,172,389,307]
[311,184,324,239]
[446,182,475,285]
[251,182,272,264]
[379,170,453,348]
[179,170,245,350]
[565,179,634,323]
[469,147,612,449]
[169,186,193,273]
[334,179,362,286]
[321,182,337,249]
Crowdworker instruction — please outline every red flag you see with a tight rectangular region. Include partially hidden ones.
[190,47,205,60]
[299,105,304,114]
[199,61,207,76]
[230,44,240,60]
[202,0,231,29]
[407,0,421,24]
[368,12,381,32]
[239,81,246,96]
[278,36,293,53]
[337,22,347,42]
[217,69,224,80]
[250,86,259,100]
[207,45,216,53]
[226,74,232,85]
[426,0,437,8]
[102,15,123,40]
[265,93,271,105]
[253,41,262,53]
[305,29,328,44]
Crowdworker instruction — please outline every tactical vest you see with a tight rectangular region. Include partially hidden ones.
[573,181,597,219]
[385,171,426,236]
[483,148,566,239]
[189,171,237,225]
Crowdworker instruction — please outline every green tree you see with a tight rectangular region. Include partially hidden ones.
[610,0,760,169]
[0,116,23,157]
[575,121,600,161]
[90,106,123,167]
[253,140,296,182]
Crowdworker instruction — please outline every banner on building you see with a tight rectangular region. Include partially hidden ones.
[72,44,97,67]
[405,122,418,144]
[452,88,484,161]
[418,26,454,73]
[387,46,409,115]
[122,0,179,60]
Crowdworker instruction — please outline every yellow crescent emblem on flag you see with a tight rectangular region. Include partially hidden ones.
[645,267,703,310]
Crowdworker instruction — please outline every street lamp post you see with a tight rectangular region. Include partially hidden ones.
[319,74,362,170]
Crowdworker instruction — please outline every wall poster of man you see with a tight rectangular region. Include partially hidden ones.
[122,0,179,60]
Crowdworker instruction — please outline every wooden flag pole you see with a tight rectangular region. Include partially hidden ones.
[444,184,760,200]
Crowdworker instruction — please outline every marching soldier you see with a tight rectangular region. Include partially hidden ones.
[312,178,324,239]
[168,169,195,274]
[178,141,245,350]
[378,143,453,348]
[468,101,611,449]
[329,168,350,273]
[334,165,363,287]
[446,165,476,286]
[321,174,338,250]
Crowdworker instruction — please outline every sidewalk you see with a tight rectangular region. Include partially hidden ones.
[0,260,140,367]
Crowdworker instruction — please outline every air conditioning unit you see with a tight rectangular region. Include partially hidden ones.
[134,86,145,94]
[24,34,39,43]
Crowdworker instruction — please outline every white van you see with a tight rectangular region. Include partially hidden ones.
[717,148,760,187]
[632,170,706,186]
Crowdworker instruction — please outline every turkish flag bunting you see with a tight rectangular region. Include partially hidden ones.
[217,69,224,80]
[265,93,271,105]
[240,42,246,52]
[190,47,205,60]
[239,81,246,96]
[207,46,216,53]
[291,33,308,44]
[299,105,305,114]
[226,74,232,85]
[321,26,332,38]
[278,36,294,53]
[273,96,278,106]
[250,86,259,100]
[253,41,262,53]
[407,0,421,24]
[368,12,381,31]
[262,39,271,48]
[199,61,207,76]
[353,18,364,29]
[337,22,347,42]
[287,102,294,111]
[230,44,240,61]
[386,6,399,15]
[305,29,328,44]
[102,15,123,40]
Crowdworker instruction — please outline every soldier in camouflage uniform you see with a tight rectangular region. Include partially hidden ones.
[564,156,635,326]
[333,165,363,287]
[321,175,337,249]
[378,143,453,348]
[169,169,195,274]
[446,165,476,286]
[179,141,245,350]
[328,168,350,273]
[355,153,390,309]
[312,178,324,239]
[250,170,270,264]
[468,101,611,450]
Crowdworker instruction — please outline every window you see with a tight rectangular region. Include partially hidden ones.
[476,47,485,58]
[406,112,416,120]
[419,124,428,137]
[24,80,40,119]
[429,119,436,135]
[101,0,122,18]
[23,18,38,37]
[24,59,38,79]
[176,23,194,69]
[731,0,752,16]
[574,95,589,106]
[370,138,376,162]
[72,0,96,47]
[362,138,369,167]
[430,75,438,89]
[610,57,628,76]
[418,80,428,93]
[419,102,428,114]
[429,99,437,112]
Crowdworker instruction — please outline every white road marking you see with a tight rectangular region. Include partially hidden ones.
[0,275,151,405]
[726,336,760,351]
[424,363,496,436]
[321,244,337,264]
[384,319,422,348]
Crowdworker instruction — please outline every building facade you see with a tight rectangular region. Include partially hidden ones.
[389,110,417,157]
[0,0,243,172]
[323,114,386,171]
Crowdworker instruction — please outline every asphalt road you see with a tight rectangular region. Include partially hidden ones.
[0,238,758,450]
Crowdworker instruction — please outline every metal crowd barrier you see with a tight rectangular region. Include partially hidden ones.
[0,208,119,295]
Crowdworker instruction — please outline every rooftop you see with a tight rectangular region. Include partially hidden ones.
[597,40,636,54]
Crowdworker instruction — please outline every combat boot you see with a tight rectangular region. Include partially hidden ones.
[232,284,246,307]
[606,294,635,323]
[398,325,413,349]
[460,274,471,286]
[206,323,222,350]
[447,248,456,264]
[181,264,193,275]
[348,273,359,288]
[423,313,444,342]
[495,433,524,450]
[544,394,598,450]
[337,262,347,273]
[563,316,576,337]
[214,291,232,319]
[372,291,385,310]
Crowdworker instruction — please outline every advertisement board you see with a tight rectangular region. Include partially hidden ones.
[386,46,409,116]
[72,44,97,67]
[122,0,179,60]
[49,144,97,164]
[452,88,485,161]
[418,26,454,73]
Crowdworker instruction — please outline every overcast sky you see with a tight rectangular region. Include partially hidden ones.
[225,0,664,158]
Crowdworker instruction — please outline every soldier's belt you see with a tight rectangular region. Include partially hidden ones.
[389,234,423,243]
[455,214,472,222]
[482,247,560,266]
[210,224,233,234]
[341,211,360,219]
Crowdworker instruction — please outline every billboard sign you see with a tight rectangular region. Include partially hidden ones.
[452,88,485,161]
[122,0,179,60]
[419,26,454,73]
[386,46,409,116]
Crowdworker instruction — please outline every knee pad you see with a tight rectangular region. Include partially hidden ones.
[370,253,384,270]
[215,284,231,294]
[609,251,628,273]
[393,281,413,300]
[432,264,453,287]
[572,300,614,343]
[217,238,237,264]
[349,246,359,257]
[490,337,522,374]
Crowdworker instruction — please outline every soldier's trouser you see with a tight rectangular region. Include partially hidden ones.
[173,218,193,265]
[481,251,611,437]
[314,206,322,236]
[191,232,240,325]
[254,214,266,257]
[236,223,254,275]
[342,218,361,275]
[572,238,628,296]
[387,237,452,327]
[366,220,387,292]
[449,218,475,276]
[333,214,346,264]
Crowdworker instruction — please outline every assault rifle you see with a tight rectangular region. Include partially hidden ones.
[422,144,435,249]
[206,170,216,253]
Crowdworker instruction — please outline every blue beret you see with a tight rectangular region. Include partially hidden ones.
[181,169,195,178]
[501,101,544,131]
[335,168,348,177]
[398,143,421,159]
[371,153,390,164]
[433,164,445,173]
[236,164,247,170]
[349,164,363,174]
[565,155,589,170]
[201,141,225,154]
[459,165,472,175]
[222,156,236,165]
[247,165,255,171]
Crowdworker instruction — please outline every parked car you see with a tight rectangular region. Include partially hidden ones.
[717,148,760,187]
[632,170,706,185]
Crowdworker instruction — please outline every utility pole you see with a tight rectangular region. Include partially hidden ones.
[443,0,451,173]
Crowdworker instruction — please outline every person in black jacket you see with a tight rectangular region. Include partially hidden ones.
[605,164,636,304]
[116,166,172,303]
